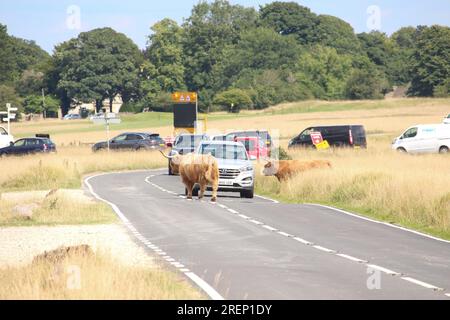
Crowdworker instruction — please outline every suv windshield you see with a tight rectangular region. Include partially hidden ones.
[175,135,205,148]
[199,143,248,160]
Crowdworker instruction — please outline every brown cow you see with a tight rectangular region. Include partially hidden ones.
[160,151,219,201]
[263,159,332,182]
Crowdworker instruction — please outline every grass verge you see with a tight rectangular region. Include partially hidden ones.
[0,251,205,300]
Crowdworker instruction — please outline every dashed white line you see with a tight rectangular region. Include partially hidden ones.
[293,237,314,246]
[366,264,401,276]
[262,225,278,232]
[278,231,292,237]
[143,174,449,299]
[401,277,444,291]
[313,245,336,254]
[336,253,368,263]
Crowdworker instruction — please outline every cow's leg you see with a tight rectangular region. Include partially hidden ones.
[185,182,194,200]
[199,183,206,200]
[211,180,219,202]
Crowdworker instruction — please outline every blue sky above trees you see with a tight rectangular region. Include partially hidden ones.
[0,0,449,53]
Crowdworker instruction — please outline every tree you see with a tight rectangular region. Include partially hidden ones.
[315,15,361,54]
[54,28,143,112]
[260,1,317,44]
[213,27,300,90]
[295,45,354,100]
[145,19,185,92]
[0,85,22,112]
[15,69,45,97]
[408,25,450,96]
[357,31,393,67]
[345,69,385,100]
[214,88,252,112]
[23,94,60,117]
[182,0,258,94]
[0,24,16,84]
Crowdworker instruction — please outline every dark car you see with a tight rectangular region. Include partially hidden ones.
[288,125,367,149]
[0,137,56,156]
[92,132,166,152]
[226,130,273,148]
[168,134,209,175]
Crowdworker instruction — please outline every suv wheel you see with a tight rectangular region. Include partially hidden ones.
[439,146,449,154]
[240,189,254,199]
[397,147,407,153]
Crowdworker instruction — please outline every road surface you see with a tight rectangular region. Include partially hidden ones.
[85,170,450,300]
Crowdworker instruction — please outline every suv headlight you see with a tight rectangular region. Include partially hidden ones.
[240,165,253,172]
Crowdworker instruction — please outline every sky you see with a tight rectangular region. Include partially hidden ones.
[0,0,449,53]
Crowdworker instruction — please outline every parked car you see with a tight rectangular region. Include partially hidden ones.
[288,125,367,149]
[235,136,269,160]
[0,126,14,149]
[444,114,450,124]
[226,130,273,148]
[92,132,166,152]
[63,114,81,120]
[0,137,56,156]
[168,134,209,175]
[196,140,254,198]
[392,124,450,154]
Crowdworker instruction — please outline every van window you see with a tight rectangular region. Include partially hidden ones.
[403,127,418,139]
[300,128,313,139]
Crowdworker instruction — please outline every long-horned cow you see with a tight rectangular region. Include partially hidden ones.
[263,159,332,182]
[160,151,219,201]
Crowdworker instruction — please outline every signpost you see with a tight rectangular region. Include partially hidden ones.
[0,103,18,135]
[171,92,198,135]
[91,112,121,151]
[310,131,330,150]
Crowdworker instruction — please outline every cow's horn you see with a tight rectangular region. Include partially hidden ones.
[159,150,178,159]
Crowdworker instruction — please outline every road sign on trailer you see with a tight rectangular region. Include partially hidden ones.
[172,92,198,134]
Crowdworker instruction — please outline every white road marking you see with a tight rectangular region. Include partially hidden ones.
[166,258,176,262]
[366,264,401,276]
[336,253,367,263]
[157,251,167,256]
[278,231,292,237]
[305,203,450,245]
[180,268,190,273]
[185,272,224,300]
[142,174,450,300]
[255,194,279,203]
[401,277,444,291]
[293,237,314,245]
[262,225,278,232]
[313,245,336,253]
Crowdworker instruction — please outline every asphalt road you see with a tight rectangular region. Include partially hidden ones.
[85,169,450,300]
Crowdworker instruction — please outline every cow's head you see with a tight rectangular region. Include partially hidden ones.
[262,161,276,176]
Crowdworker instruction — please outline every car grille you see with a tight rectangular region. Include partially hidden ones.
[219,168,240,179]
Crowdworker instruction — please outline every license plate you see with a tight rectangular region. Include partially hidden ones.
[219,180,234,186]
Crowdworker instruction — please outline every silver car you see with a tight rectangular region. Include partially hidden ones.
[197,141,254,198]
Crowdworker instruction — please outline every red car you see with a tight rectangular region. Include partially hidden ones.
[235,136,269,160]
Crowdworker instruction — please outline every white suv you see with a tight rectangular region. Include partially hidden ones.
[0,126,13,149]
[197,141,254,198]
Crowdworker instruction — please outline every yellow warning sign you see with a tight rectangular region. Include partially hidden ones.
[172,92,197,103]
[316,140,330,150]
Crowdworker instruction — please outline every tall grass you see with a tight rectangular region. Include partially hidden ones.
[0,147,167,193]
[0,251,204,300]
[0,194,117,226]
[256,139,450,239]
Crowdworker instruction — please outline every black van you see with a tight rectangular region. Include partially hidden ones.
[288,125,367,149]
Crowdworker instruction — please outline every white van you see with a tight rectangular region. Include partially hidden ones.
[0,126,14,149]
[392,124,450,154]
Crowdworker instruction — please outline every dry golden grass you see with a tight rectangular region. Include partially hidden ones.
[0,251,205,300]
[0,194,117,226]
[256,136,450,239]
[0,146,167,193]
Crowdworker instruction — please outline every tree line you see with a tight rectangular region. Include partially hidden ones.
[0,0,449,116]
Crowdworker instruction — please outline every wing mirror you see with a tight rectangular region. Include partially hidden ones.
[10,141,14,146]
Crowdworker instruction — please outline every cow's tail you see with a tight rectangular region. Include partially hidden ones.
[159,150,178,159]
[206,158,219,182]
